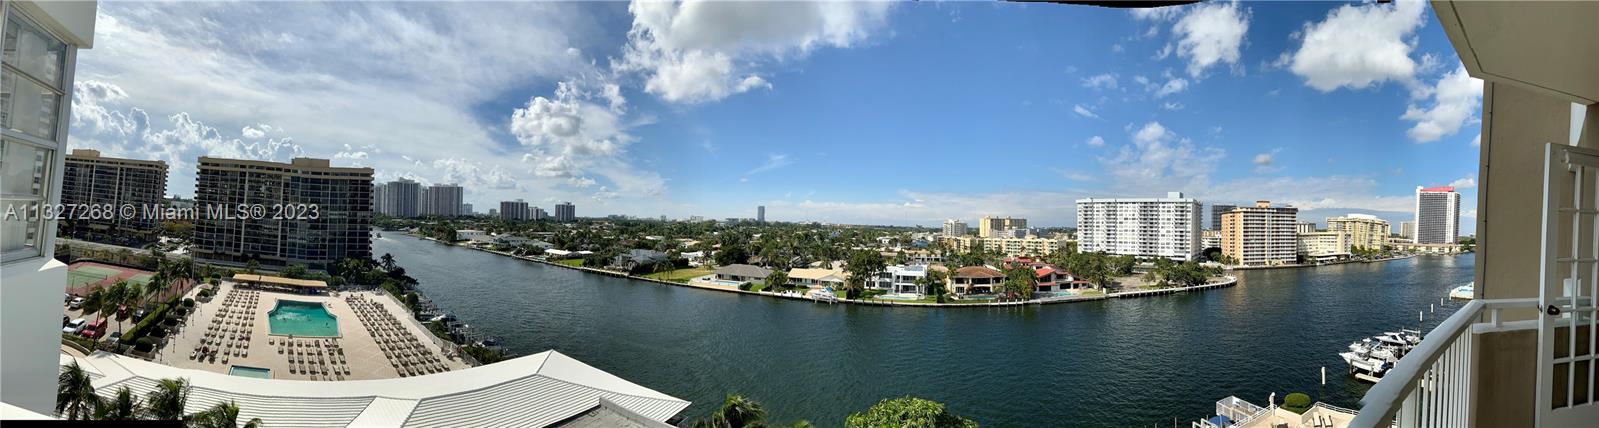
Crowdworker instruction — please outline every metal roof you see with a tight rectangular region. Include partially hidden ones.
[65,350,689,427]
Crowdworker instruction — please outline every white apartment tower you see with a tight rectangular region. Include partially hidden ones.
[555,201,576,222]
[1075,192,1202,261]
[1,1,96,413]
[1414,186,1461,244]
[942,219,968,237]
[422,183,463,217]
[383,178,420,218]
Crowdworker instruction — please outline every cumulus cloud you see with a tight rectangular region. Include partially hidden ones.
[1251,148,1283,173]
[1161,102,1185,110]
[1154,78,1189,97]
[1286,0,1428,91]
[1471,133,1481,147]
[1171,2,1250,78]
[1086,136,1105,147]
[1449,175,1477,189]
[1402,66,1483,143]
[1101,122,1225,193]
[1081,73,1118,90]
[1073,104,1100,119]
[615,0,892,104]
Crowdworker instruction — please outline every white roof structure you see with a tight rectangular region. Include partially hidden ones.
[63,350,689,427]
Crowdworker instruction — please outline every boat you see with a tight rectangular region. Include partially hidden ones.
[1449,282,1474,300]
[1340,329,1422,383]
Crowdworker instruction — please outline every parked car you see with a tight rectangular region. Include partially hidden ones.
[107,332,123,347]
[132,308,149,321]
[64,293,73,303]
[68,297,84,310]
[62,316,69,327]
[78,319,107,339]
[63,318,87,334]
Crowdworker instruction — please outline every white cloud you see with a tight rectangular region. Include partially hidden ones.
[746,154,794,176]
[1449,175,1477,189]
[1086,136,1105,147]
[1402,66,1483,143]
[1161,102,1185,110]
[1081,73,1118,90]
[1251,148,1283,174]
[1471,133,1481,147]
[1073,104,1100,119]
[1172,2,1250,78]
[1102,122,1225,193]
[615,0,892,104]
[1286,0,1428,91]
[1154,78,1189,97]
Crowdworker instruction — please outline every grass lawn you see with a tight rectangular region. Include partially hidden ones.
[746,283,767,292]
[639,266,713,283]
[555,259,584,267]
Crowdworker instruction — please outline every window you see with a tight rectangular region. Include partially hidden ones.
[1,7,71,263]
[1,139,51,261]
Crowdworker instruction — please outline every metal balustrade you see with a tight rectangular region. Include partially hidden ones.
[1351,298,1539,428]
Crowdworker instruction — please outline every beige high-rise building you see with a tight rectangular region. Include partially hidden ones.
[1296,231,1350,262]
[60,149,168,235]
[1327,213,1392,250]
[978,216,1026,238]
[1220,201,1299,266]
[192,157,373,270]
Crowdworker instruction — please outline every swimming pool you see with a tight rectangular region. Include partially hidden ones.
[228,365,271,379]
[267,300,340,337]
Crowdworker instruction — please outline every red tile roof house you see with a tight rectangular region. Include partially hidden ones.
[951,266,1004,295]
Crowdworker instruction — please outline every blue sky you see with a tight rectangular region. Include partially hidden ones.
[67,1,1482,232]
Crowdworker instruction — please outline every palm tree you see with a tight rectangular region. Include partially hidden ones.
[694,394,767,428]
[142,268,168,307]
[93,386,142,421]
[144,378,190,421]
[189,401,262,428]
[83,287,108,341]
[56,361,97,420]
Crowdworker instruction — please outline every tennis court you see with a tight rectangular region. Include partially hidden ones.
[65,262,192,300]
[68,269,112,287]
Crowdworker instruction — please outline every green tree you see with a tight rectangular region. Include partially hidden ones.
[714,244,750,267]
[918,268,948,303]
[281,264,308,279]
[764,271,789,292]
[244,259,260,275]
[691,394,767,428]
[93,386,143,421]
[843,250,887,300]
[144,378,190,421]
[189,400,263,428]
[380,253,398,272]
[1002,266,1035,301]
[844,396,977,428]
[56,361,98,420]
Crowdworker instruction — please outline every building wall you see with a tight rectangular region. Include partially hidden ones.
[1076,195,1201,260]
[942,220,967,237]
[192,157,373,270]
[1327,215,1392,250]
[1220,202,1299,266]
[60,150,168,234]
[1296,231,1349,258]
[1415,187,1461,244]
[555,202,575,222]
[384,179,420,218]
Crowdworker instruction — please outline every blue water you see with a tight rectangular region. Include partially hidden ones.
[374,234,1474,427]
[228,365,272,379]
[267,300,340,337]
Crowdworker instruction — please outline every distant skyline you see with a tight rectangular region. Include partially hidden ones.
[67,1,1482,232]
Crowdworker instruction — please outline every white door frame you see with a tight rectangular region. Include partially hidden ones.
[1537,142,1599,426]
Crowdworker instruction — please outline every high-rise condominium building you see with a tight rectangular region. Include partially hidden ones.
[1399,221,1416,240]
[534,206,548,221]
[757,205,765,223]
[978,216,1027,238]
[371,183,385,213]
[192,157,373,270]
[1,1,96,413]
[1210,204,1236,231]
[461,203,473,216]
[381,178,420,218]
[59,149,168,235]
[421,183,463,217]
[1415,186,1461,244]
[943,219,968,237]
[1220,201,1299,266]
[1296,222,1317,234]
[555,201,575,222]
[1327,213,1392,250]
[500,199,531,221]
[1076,192,1202,261]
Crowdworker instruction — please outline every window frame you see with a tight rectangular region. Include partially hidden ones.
[0,3,75,265]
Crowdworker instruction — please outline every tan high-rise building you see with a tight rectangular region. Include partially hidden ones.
[192,157,373,270]
[978,216,1027,238]
[1327,213,1392,250]
[1220,201,1299,266]
[60,149,168,235]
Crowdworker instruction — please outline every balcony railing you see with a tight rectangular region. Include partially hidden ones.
[1350,297,1539,428]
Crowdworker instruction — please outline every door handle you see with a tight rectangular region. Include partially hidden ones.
[1547,305,1562,316]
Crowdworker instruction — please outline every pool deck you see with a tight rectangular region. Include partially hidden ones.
[153,282,468,381]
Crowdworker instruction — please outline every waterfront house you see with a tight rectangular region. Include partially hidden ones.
[714,264,772,284]
[787,267,847,289]
[903,249,943,265]
[612,249,671,272]
[863,265,929,294]
[680,251,707,267]
[456,229,487,241]
[950,266,1003,295]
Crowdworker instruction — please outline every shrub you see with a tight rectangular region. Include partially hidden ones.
[1282,392,1313,414]
[737,282,754,291]
[182,298,195,307]
[133,337,155,353]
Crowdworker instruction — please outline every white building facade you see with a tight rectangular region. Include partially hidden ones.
[1414,186,1461,244]
[1075,192,1203,261]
